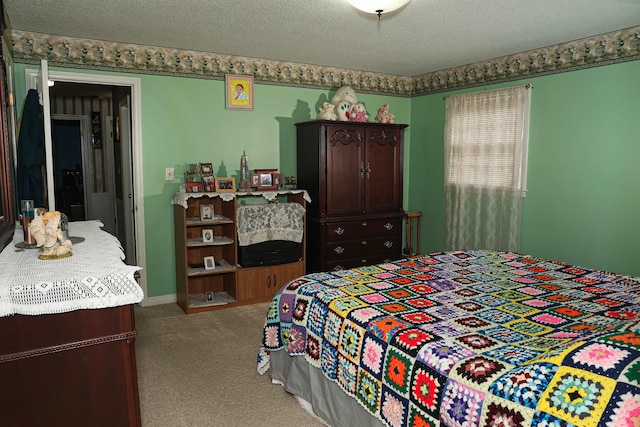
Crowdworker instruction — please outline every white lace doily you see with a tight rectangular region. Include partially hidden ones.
[0,220,143,317]
[171,189,311,209]
[237,203,305,247]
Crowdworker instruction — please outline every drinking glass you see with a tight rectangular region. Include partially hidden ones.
[20,199,35,245]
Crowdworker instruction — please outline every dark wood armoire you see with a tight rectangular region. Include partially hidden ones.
[296,120,408,272]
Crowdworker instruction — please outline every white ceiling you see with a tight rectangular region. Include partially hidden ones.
[4,0,640,76]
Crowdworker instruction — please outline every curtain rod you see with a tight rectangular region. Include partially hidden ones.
[442,83,532,100]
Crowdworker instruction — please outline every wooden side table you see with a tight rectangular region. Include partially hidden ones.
[404,211,422,257]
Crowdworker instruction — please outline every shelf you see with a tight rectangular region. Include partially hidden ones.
[187,259,235,276]
[187,236,234,248]
[186,215,233,226]
[188,291,235,308]
[174,191,307,314]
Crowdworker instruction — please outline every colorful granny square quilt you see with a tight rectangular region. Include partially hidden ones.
[259,250,640,426]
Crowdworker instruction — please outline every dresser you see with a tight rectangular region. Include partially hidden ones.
[296,120,408,272]
[0,221,144,426]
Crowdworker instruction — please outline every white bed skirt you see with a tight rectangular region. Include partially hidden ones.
[269,349,385,427]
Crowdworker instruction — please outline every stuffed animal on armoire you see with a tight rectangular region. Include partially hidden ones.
[335,100,352,121]
[375,104,395,124]
[331,86,358,108]
[316,101,338,120]
[350,102,369,122]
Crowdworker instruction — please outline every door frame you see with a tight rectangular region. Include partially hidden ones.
[25,68,148,305]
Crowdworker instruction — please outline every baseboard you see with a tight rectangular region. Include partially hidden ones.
[141,293,177,307]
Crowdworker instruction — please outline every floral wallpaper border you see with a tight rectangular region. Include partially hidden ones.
[9,26,640,97]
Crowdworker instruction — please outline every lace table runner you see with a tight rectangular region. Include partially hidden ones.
[171,189,311,209]
[0,220,143,317]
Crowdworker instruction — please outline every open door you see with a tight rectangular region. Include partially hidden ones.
[115,95,136,263]
[36,59,55,210]
[117,96,136,264]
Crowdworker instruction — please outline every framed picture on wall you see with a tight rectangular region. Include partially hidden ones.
[226,74,254,110]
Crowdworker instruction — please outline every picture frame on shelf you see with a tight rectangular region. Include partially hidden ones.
[215,177,236,192]
[184,163,201,184]
[200,163,213,175]
[252,169,281,191]
[202,229,214,243]
[204,256,216,271]
[203,175,215,192]
[200,204,214,221]
[205,291,214,301]
[225,74,254,110]
[259,172,272,187]
[284,176,297,190]
[186,182,202,193]
[274,173,283,187]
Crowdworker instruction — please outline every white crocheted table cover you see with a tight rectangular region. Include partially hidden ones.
[171,189,311,209]
[0,220,143,317]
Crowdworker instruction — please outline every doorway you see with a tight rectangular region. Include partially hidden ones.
[25,67,147,304]
[51,117,87,222]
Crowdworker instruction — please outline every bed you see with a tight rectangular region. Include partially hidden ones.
[258,250,640,427]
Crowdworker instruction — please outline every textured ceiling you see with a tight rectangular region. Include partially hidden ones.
[4,0,640,76]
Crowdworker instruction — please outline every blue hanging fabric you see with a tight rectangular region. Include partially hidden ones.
[16,89,46,208]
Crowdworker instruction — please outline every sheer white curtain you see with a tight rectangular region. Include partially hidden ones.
[444,85,531,252]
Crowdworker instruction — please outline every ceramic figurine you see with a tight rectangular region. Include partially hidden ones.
[29,210,73,259]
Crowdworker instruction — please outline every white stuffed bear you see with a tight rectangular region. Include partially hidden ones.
[316,101,338,120]
[335,101,352,121]
[350,102,369,122]
[331,86,358,108]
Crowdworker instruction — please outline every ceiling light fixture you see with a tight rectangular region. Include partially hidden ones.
[348,0,411,19]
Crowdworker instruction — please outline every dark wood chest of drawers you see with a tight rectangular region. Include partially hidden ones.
[296,120,408,272]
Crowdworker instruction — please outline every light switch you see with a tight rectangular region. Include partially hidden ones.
[166,167,175,181]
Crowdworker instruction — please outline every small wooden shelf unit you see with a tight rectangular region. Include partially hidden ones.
[174,191,307,314]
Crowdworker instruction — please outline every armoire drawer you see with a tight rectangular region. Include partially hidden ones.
[326,254,398,271]
[325,218,401,242]
[326,236,400,261]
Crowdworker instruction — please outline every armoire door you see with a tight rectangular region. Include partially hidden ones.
[325,125,365,216]
[365,127,403,213]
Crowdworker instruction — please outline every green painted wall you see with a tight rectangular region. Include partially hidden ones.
[409,60,640,277]
[12,64,412,298]
[12,60,639,297]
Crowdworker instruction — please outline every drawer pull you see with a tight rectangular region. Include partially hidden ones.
[384,223,393,230]
[384,240,393,248]
[334,265,344,271]
[334,227,345,235]
[361,240,367,245]
[273,274,277,288]
[267,275,271,288]
[362,222,368,227]
[361,259,367,263]
[384,258,392,263]
[334,246,344,254]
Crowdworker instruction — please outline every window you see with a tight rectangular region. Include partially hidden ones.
[445,85,531,196]
[444,85,531,251]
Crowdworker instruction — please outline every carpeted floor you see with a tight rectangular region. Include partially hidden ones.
[134,302,324,427]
